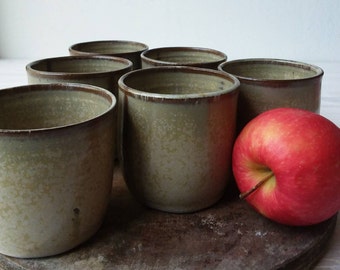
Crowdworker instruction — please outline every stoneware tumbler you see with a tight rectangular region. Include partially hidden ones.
[0,83,116,258]
[69,40,148,69]
[118,66,239,213]
[141,47,227,69]
[218,58,323,132]
[26,55,133,98]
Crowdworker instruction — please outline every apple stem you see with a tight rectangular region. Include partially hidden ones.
[239,172,274,200]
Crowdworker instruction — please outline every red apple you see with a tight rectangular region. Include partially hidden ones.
[232,108,340,226]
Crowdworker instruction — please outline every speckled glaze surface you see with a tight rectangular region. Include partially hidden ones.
[26,55,132,159]
[218,58,323,132]
[0,84,116,258]
[118,67,239,213]
[69,40,148,69]
[26,55,133,97]
[141,47,227,69]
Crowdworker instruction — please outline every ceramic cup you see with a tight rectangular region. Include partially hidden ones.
[0,83,116,258]
[69,40,148,69]
[26,55,133,97]
[218,58,323,132]
[118,66,239,213]
[141,47,227,69]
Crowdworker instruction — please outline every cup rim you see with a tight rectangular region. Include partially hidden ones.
[141,46,227,67]
[69,40,149,55]
[218,58,324,83]
[26,55,133,78]
[118,66,239,102]
[0,83,116,134]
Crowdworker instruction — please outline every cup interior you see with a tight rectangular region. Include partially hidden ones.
[70,40,148,54]
[119,67,238,98]
[219,59,323,80]
[0,84,114,130]
[28,56,131,74]
[142,47,226,65]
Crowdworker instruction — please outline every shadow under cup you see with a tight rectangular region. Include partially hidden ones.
[218,58,323,132]
[118,67,239,213]
[0,84,116,258]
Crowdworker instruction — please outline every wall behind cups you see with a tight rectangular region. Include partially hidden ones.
[0,0,339,62]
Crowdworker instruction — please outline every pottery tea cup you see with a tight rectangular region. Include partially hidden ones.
[26,55,133,97]
[0,83,116,258]
[69,40,148,69]
[118,66,239,213]
[141,46,227,69]
[218,58,323,132]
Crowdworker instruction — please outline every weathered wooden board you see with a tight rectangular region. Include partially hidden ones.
[0,169,336,270]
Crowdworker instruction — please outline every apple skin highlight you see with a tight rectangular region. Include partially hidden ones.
[232,108,340,226]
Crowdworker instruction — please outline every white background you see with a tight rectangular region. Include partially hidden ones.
[0,0,339,62]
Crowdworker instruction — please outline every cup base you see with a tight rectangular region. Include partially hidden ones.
[137,193,226,214]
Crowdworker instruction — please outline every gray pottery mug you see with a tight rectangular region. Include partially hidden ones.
[0,83,116,258]
[141,47,227,69]
[118,66,239,213]
[218,58,323,132]
[26,55,133,98]
[69,40,148,69]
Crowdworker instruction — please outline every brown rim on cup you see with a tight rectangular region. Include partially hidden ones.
[141,47,227,69]
[69,40,148,69]
[218,58,324,86]
[26,55,133,80]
